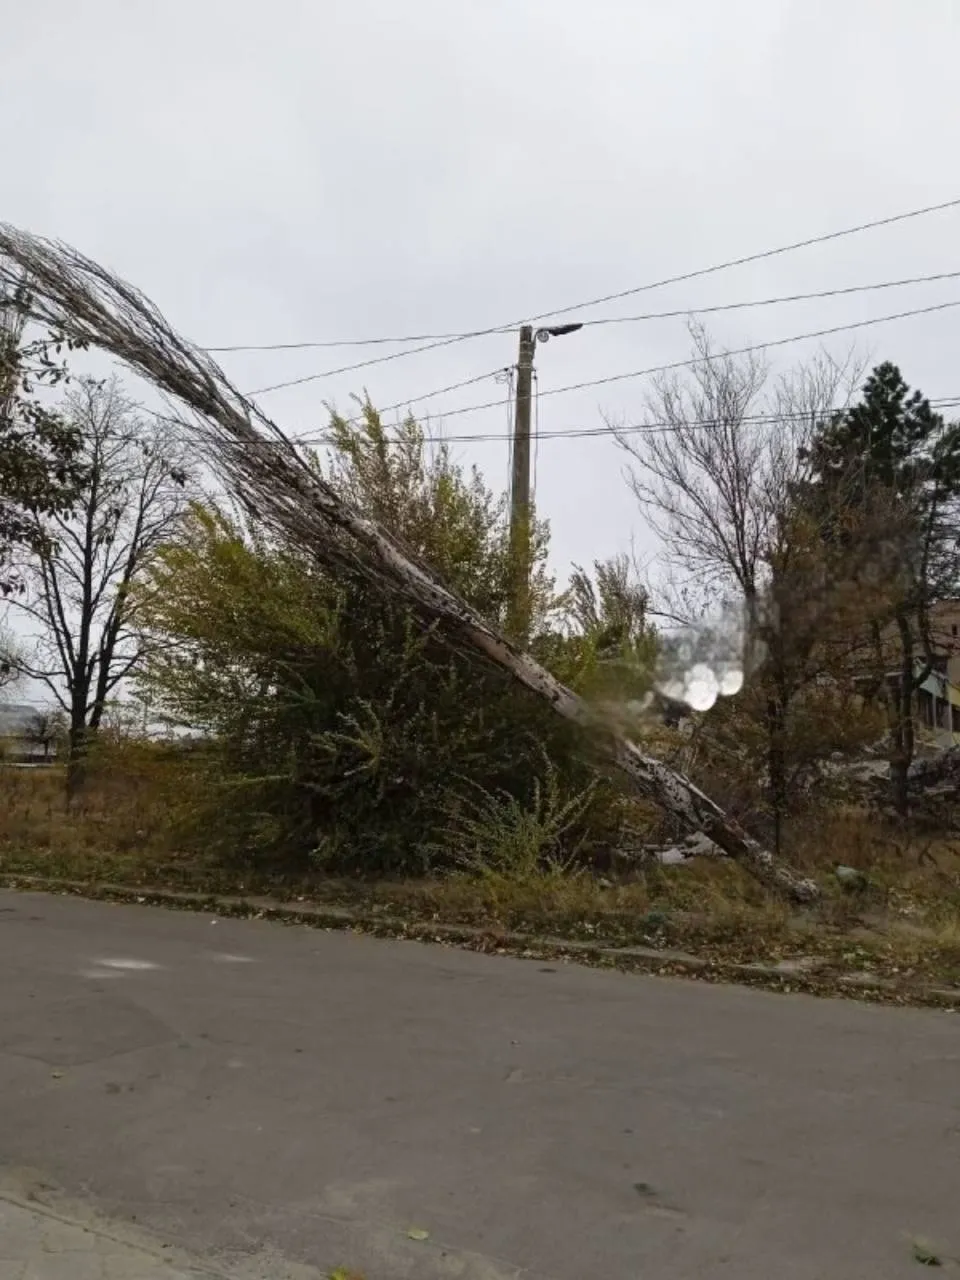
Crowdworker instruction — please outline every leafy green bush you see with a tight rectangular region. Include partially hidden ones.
[434,751,597,881]
[136,405,659,876]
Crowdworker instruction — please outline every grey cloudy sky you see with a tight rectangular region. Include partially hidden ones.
[3,0,960,577]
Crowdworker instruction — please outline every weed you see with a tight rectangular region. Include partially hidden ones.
[911,1239,943,1267]
[432,751,598,882]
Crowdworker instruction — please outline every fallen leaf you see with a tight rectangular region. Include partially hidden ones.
[407,1227,430,1241]
[912,1240,943,1267]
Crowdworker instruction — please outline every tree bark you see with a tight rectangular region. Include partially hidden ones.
[889,614,915,818]
[66,719,88,801]
[766,688,788,855]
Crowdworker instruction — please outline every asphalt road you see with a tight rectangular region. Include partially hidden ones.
[0,889,958,1280]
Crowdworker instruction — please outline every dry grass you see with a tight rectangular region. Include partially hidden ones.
[0,742,216,888]
[2,750,959,985]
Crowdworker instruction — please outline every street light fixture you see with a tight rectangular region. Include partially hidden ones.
[534,322,584,344]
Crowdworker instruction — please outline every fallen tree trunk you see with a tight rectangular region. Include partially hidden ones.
[0,224,818,903]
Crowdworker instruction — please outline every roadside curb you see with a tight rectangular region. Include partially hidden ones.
[3,872,959,1010]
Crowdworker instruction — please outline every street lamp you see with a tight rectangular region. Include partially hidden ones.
[534,323,584,344]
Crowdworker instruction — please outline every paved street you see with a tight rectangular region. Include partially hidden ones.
[0,889,958,1279]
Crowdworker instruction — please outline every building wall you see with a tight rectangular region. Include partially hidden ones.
[875,603,960,749]
[915,666,960,749]
[929,601,960,746]
[947,661,960,743]
[0,735,54,764]
[931,600,960,654]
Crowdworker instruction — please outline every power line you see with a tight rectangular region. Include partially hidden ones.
[242,273,960,402]
[211,327,495,354]
[351,366,510,419]
[499,367,516,507]
[148,301,960,450]
[209,267,960,354]
[248,366,509,429]
[576,270,960,330]
[475,396,960,444]
[224,195,960,393]
[521,196,960,326]
[363,297,960,426]
[532,369,541,497]
[133,393,960,457]
[141,368,509,438]
[288,396,960,449]
[244,335,501,396]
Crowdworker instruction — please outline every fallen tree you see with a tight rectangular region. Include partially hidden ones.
[0,224,818,902]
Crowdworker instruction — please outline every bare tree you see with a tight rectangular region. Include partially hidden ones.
[615,323,861,611]
[614,323,866,848]
[618,326,771,613]
[10,377,190,791]
[24,707,67,761]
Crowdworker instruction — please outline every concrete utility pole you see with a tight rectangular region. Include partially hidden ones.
[509,324,536,550]
[507,322,582,642]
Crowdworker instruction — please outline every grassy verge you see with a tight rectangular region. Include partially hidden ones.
[2,760,959,1000]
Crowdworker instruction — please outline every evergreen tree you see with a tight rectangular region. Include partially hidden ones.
[800,363,960,811]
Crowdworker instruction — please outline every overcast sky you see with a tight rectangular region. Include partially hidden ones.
[3,0,960,583]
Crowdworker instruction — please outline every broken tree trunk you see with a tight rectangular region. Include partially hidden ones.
[0,223,818,903]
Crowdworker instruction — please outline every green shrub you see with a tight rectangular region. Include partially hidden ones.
[135,406,659,876]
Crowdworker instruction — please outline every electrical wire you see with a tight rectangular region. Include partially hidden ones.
[521,196,960,327]
[211,192,960,386]
[241,268,960,398]
[532,368,541,498]
[355,366,510,419]
[498,367,516,506]
[360,297,960,427]
[141,302,960,451]
[210,268,960,354]
[133,393,960,460]
[211,326,499,354]
[289,395,960,449]
[572,270,960,331]
[241,366,508,436]
[141,367,508,436]
[244,336,501,396]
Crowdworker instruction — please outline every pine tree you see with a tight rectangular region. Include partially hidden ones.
[800,363,960,812]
